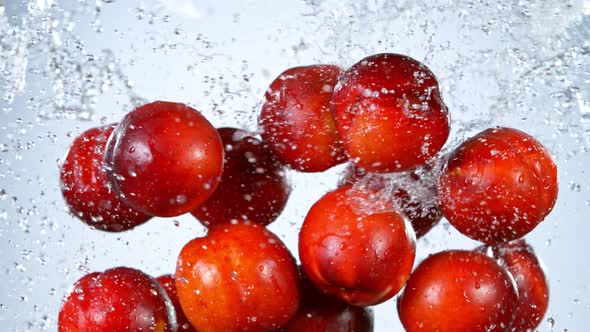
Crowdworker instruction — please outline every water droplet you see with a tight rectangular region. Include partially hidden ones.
[568,181,581,192]
[175,195,187,204]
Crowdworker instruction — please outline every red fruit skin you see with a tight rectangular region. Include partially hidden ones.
[279,269,374,332]
[398,250,518,332]
[157,275,196,332]
[58,267,176,332]
[60,125,151,232]
[105,101,224,217]
[299,185,416,306]
[339,164,441,238]
[260,65,346,172]
[192,127,290,227]
[330,53,449,172]
[438,127,558,244]
[176,221,301,332]
[480,240,549,332]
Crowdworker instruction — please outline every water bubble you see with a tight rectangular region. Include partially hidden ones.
[15,263,26,272]
[568,181,582,192]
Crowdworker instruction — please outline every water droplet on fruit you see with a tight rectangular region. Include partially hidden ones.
[175,195,187,204]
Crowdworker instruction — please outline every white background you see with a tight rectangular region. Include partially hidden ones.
[0,0,589,331]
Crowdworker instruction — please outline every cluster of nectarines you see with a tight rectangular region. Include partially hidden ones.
[58,53,557,332]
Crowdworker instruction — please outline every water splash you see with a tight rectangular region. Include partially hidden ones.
[0,2,145,120]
